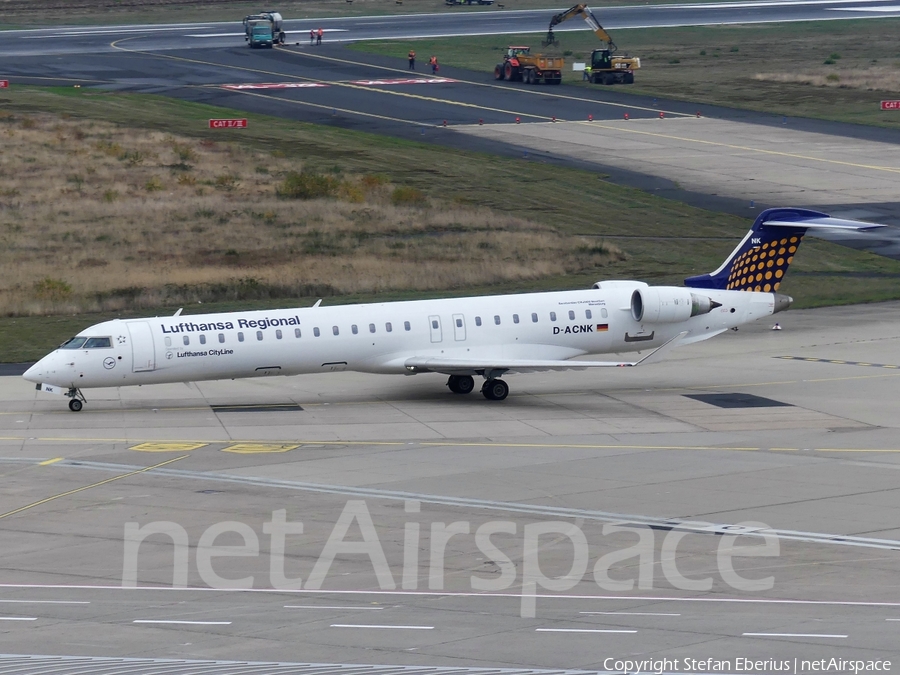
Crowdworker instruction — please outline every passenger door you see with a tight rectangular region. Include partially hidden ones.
[127,321,156,372]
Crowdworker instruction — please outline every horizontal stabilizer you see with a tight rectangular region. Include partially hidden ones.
[406,332,687,374]
[765,217,885,231]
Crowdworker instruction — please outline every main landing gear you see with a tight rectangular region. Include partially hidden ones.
[66,387,86,412]
[447,375,475,395]
[446,374,509,400]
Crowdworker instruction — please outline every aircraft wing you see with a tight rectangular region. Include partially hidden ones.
[405,332,687,374]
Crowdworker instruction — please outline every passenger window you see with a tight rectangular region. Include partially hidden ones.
[475,316,482,327]
[84,337,112,349]
[513,314,519,324]
[199,335,206,345]
[404,321,411,331]
[531,313,538,323]
[218,333,225,343]
[333,326,339,336]
[60,337,87,350]
[295,328,301,338]
[238,332,244,342]
[386,322,392,332]
[256,331,263,341]
[601,308,608,319]
[370,323,376,333]
[550,312,557,322]
[314,327,320,337]
[494,315,500,325]
[568,310,575,320]
[276,329,282,339]
[586,310,592,319]
[164,337,172,347]
[183,336,190,346]
[352,324,358,335]
[456,318,463,328]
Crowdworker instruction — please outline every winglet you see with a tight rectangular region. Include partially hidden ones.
[632,331,688,366]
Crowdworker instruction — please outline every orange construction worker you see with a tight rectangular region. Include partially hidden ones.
[429,55,438,75]
[408,49,416,70]
[316,27,323,45]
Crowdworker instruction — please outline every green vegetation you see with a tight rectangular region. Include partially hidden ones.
[1,86,899,362]
[350,18,900,128]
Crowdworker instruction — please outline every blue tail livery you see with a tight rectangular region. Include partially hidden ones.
[684,207,885,291]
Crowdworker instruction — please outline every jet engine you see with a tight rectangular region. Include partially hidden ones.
[631,287,720,323]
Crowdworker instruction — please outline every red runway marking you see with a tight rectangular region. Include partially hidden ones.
[349,78,454,86]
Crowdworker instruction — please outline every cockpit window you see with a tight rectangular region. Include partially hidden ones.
[60,337,87,350]
[83,337,112,349]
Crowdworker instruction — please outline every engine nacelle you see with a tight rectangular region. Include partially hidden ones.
[631,287,719,323]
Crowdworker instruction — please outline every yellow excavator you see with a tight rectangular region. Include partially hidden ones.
[544,3,640,85]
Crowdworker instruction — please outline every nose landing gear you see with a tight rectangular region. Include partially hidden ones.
[66,388,86,412]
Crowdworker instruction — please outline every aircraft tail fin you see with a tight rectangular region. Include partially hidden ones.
[684,208,885,291]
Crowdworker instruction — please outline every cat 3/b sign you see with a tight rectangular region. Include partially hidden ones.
[881,101,900,110]
[208,118,248,128]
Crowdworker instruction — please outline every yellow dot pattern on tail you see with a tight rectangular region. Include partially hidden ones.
[726,235,802,292]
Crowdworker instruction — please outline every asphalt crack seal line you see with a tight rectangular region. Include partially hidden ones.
[776,356,900,369]
[110,38,550,124]
[0,455,188,521]
[14,456,900,551]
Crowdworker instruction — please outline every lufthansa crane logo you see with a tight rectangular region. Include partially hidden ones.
[103,357,116,370]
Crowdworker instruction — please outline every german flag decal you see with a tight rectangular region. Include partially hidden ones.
[596,324,609,332]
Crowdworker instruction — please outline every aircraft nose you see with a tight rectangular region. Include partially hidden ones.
[22,361,43,383]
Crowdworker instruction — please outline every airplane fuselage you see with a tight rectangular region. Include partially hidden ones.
[25,282,777,391]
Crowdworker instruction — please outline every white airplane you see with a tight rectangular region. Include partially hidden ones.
[24,208,883,411]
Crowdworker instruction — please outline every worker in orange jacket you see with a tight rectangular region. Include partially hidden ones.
[429,55,438,75]
[408,50,416,70]
[316,27,323,45]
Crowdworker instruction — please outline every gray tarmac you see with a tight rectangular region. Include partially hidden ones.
[1,302,900,668]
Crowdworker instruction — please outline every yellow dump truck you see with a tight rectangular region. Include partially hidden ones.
[493,46,564,85]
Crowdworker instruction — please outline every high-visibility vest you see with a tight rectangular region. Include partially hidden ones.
[317,28,323,36]
[409,51,415,58]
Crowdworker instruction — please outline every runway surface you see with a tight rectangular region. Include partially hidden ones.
[1,302,900,666]
[4,0,900,57]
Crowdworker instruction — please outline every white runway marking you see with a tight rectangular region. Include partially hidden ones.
[3,583,900,611]
[0,617,36,621]
[133,620,232,625]
[285,605,384,609]
[350,78,455,85]
[743,632,847,638]
[25,26,212,38]
[222,83,329,90]
[331,624,433,630]
[189,29,348,38]
[828,5,900,10]
[536,628,637,633]
[580,611,680,616]
[0,600,91,605]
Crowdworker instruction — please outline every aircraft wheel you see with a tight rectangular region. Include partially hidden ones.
[481,379,509,401]
[68,398,83,412]
[448,375,475,394]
